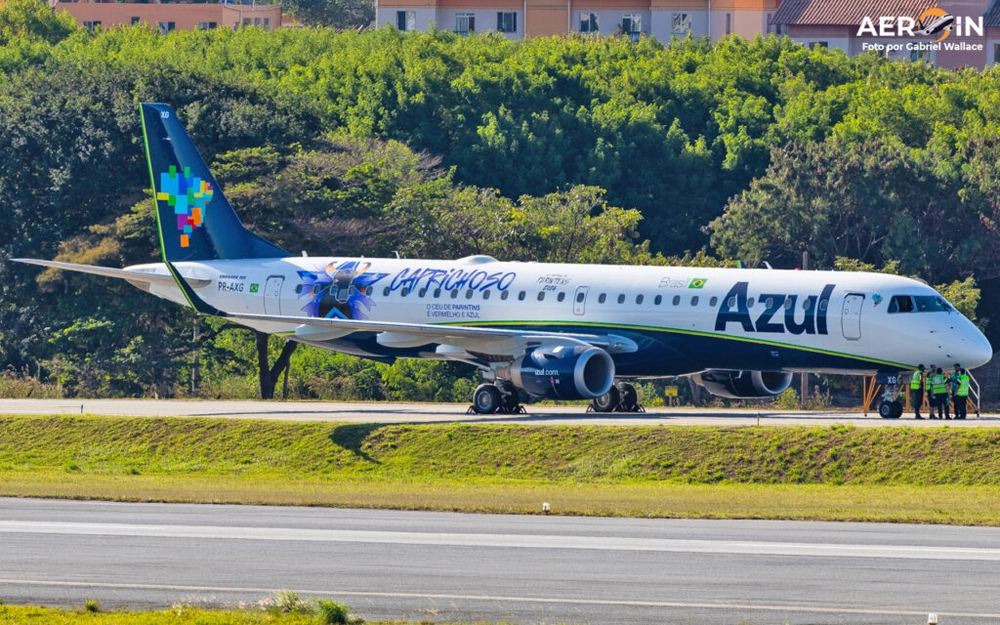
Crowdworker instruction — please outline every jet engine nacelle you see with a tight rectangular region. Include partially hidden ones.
[499,346,615,400]
[694,370,794,399]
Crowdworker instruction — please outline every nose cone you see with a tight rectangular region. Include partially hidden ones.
[954,323,993,368]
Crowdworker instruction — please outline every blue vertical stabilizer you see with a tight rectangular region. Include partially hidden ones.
[140,103,289,263]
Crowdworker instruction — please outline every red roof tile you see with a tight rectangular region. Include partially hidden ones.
[772,0,939,26]
[985,0,1000,27]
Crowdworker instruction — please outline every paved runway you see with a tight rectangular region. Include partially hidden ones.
[2,498,999,624]
[0,397,996,426]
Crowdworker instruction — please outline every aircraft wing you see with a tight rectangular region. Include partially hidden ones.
[11,259,211,288]
[225,311,639,358]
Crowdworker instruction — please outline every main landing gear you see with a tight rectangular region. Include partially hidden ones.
[589,381,644,413]
[468,380,525,414]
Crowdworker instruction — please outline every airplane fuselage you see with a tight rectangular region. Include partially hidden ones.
[128,255,992,377]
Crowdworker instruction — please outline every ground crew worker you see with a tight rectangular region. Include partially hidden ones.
[950,363,962,406]
[955,368,970,419]
[926,364,936,414]
[910,364,925,419]
[931,367,950,419]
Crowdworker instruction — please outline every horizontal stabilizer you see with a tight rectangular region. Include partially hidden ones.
[10,259,210,287]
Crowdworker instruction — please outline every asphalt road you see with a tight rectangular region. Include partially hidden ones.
[1,397,997,426]
[2,498,999,624]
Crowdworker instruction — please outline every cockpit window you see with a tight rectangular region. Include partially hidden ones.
[888,295,952,313]
[914,296,953,313]
[888,295,914,313]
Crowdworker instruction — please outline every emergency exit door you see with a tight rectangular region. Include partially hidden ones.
[841,293,864,340]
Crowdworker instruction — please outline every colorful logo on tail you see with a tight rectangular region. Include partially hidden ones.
[158,165,214,248]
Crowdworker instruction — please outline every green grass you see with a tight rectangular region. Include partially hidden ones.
[0,600,427,625]
[3,415,1000,524]
[0,605,313,624]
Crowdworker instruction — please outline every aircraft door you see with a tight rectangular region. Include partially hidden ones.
[841,293,864,340]
[264,275,284,315]
[573,286,590,315]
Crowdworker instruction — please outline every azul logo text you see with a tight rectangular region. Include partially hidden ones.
[714,282,835,335]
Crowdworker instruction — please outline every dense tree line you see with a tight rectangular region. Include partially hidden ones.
[0,0,997,401]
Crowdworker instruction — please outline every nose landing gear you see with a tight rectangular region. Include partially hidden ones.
[876,374,904,419]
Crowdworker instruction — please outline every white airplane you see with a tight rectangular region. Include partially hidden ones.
[14,103,994,417]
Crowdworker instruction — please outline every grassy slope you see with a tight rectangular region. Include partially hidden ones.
[2,415,1000,524]
[0,605,316,625]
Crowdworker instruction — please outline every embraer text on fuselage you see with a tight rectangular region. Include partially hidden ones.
[714,282,835,335]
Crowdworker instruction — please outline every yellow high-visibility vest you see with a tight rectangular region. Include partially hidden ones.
[931,374,948,394]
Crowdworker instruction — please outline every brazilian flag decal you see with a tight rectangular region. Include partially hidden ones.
[688,278,707,289]
[249,283,260,293]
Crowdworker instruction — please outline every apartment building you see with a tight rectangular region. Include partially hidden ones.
[50,1,282,33]
[375,0,780,41]
[772,0,1000,68]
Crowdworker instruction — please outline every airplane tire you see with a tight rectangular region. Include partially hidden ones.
[495,380,520,413]
[878,399,901,419]
[472,384,502,414]
[501,391,520,413]
[592,385,620,413]
[618,382,638,411]
[892,400,904,419]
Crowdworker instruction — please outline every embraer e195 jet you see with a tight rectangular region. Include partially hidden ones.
[15,104,993,416]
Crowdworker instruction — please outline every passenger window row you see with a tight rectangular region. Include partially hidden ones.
[298,283,834,312]
[373,286,726,307]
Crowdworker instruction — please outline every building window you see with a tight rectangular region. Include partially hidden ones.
[198,22,218,30]
[994,43,1000,65]
[497,11,517,33]
[671,12,690,35]
[622,14,641,40]
[765,12,773,34]
[812,41,829,49]
[455,13,475,35]
[397,10,415,31]
[580,12,598,33]
[725,13,731,35]
[83,21,101,31]
[158,21,175,35]
[130,16,140,26]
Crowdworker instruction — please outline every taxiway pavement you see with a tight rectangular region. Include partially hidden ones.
[2,498,999,624]
[0,397,996,426]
